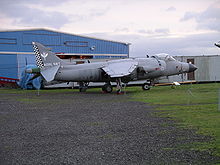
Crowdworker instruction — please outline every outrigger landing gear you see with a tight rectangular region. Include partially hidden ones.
[102,82,113,93]
[79,82,89,92]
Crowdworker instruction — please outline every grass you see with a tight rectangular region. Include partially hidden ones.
[130,83,220,157]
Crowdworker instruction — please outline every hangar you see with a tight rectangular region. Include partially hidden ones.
[0,28,130,84]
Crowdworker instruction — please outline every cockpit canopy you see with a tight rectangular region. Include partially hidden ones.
[151,53,176,61]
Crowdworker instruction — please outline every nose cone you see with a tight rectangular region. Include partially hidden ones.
[188,63,197,72]
[215,42,220,48]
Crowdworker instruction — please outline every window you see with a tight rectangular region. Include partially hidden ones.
[0,38,17,44]
[64,41,88,47]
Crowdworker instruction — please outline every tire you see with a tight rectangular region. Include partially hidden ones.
[142,83,151,90]
[102,84,113,93]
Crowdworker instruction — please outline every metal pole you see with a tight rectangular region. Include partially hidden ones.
[219,89,220,112]
[37,89,40,96]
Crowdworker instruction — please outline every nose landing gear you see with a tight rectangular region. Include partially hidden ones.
[142,80,154,90]
[142,83,151,90]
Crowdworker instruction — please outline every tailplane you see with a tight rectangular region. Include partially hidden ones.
[32,42,62,82]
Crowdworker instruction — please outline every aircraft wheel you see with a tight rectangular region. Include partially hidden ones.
[102,84,113,93]
[142,83,151,90]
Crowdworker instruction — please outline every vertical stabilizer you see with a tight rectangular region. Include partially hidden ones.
[32,42,63,68]
[32,42,62,82]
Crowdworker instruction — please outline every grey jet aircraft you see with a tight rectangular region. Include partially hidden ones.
[27,42,197,94]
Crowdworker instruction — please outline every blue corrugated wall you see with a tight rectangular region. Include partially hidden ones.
[0,54,17,79]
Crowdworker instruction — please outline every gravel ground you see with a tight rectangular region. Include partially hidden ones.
[0,90,219,165]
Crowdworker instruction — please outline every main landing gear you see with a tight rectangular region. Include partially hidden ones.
[79,80,153,94]
[116,78,123,94]
[79,82,89,92]
[102,78,123,94]
[102,83,113,93]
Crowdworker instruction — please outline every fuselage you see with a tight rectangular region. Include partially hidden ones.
[54,57,193,83]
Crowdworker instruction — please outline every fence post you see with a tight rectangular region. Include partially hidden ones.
[219,89,220,112]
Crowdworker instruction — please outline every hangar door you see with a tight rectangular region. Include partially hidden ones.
[187,59,195,80]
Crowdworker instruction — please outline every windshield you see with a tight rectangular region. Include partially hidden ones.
[153,53,176,61]
[167,56,176,61]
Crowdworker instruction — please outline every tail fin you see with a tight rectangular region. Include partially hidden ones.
[32,42,62,82]
[32,42,63,68]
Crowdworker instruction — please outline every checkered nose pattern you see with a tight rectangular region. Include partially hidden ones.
[33,44,44,69]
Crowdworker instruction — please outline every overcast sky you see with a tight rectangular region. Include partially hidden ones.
[0,0,219,57]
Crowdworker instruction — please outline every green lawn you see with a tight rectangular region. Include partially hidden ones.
[130,83,220,157]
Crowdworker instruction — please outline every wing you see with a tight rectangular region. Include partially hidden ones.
[102,59,138,78]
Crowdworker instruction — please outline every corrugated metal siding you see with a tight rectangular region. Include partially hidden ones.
[16,54,36,78]
[0,31,20,52]
[208,57,220,81]
[22,32,61,46]
[195,57,210,81]
[0,54,17,79]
